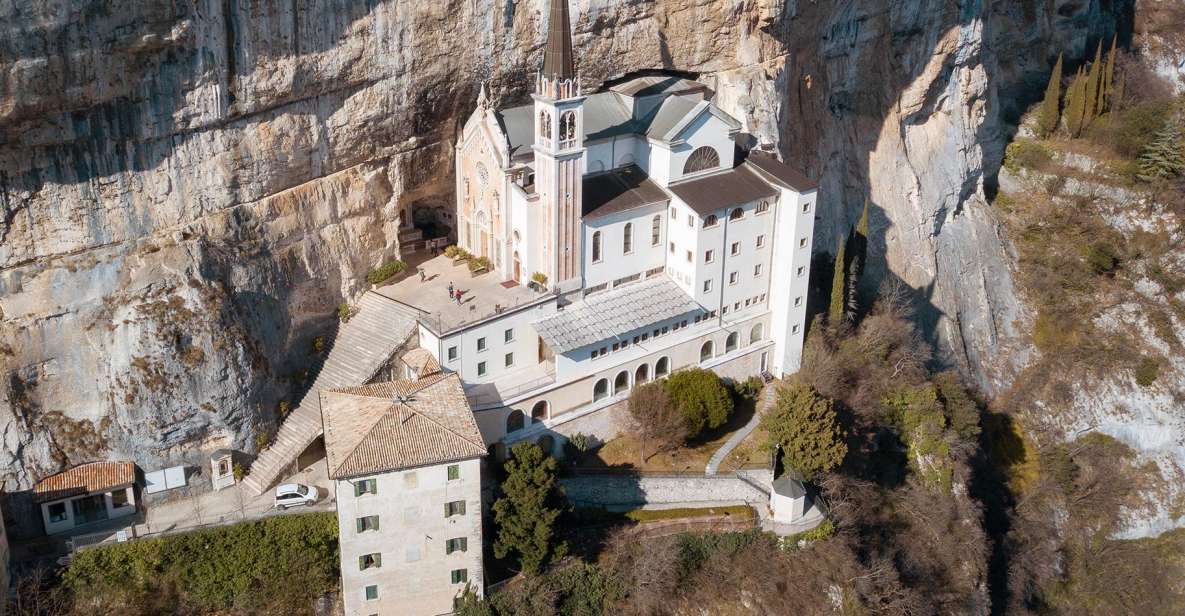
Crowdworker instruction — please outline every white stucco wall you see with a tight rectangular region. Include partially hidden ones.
[436,301,558,384]
[582,204,666,289]
[767,187,816,377]
[337,457,483,616]
[39,486,136,536]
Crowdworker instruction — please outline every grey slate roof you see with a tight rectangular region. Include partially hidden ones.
[745,151,818,192]
[609,75,706,98]
[667,166,778,216]
[534,276,701,353]
[582,165,669,219]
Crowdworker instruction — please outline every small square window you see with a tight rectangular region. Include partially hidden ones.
[661,326,669,335]
[694,315,702,323]
[669,241,675,254]
[612,342,620,352]
[760,293,767,302]
[356,515,380,533]
[359,553,382,570]
[756,235,765,248]
[792,324,801,334]
[686,250,692,263]
[642,333,649,341]
[445,537,469,554]
[632,336,640,344]
[622,339,630,348]
[505,352,514,367]
[477,361,487,376]
[799,237,808,248]
[404,472,418,489]
[447,346,458,361]
[705,250,714,263]
[731,242,740,256]
[722,305,729,315]
[477,337,486,352]
[111,489,130,508]
[354,478,378,497]
[670,207,676,219]
[794,296,803,307]
[802,202,812,213]
[734,302,740,311]
[796,266,805,277]
[687,214,694,227]
[448,464,460,481]
[681,320,688,328]
[754,264,762,277]
[703,279,712,293]
[445,500,466,517]
[745,299,751,307]
[504,328,515,343]
[365,585,379,601]
[451,569,469,584]
[729,272,738,285]
[48,502,67,523]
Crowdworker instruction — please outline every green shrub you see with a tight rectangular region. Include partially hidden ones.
[366,260,407,285]
[664,368,734,438]
[1135,357,1160,387]
[64,513,339,613]
[1004,139,1053,174]
[311,336,325,355]
[568,432,592,453]
[1081,241,1121,276]
[731,376,764,401]
[531,271,548,286]
[232,463,244,482]
[1102,100,1175,158]
[254,431,271,452]
[337,302,352,322]
[278,400,291,417]
[444,244,461,259]
[780,520,836,549]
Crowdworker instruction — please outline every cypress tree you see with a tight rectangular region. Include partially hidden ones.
[1064,68,1087,137]
[1100,34,1117,115]
[1084,41,1103,127]
[848,200,871,316]
[1113,72,1126,113]
[829,235,848,324]
[1037,54,1063,138]
[856,199,870,242]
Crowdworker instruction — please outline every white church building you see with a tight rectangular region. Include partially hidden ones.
[320,0,817,613]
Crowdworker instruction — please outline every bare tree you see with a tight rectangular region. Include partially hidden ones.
[626,382,686,464]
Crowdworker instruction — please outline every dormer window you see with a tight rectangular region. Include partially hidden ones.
[729,207,744,221]
[757,200,770,214]
[683,146,720,175]
[703,214,718,228]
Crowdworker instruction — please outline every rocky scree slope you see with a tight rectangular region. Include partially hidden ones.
[0,0,1128,489]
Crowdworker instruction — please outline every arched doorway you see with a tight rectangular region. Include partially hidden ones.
[613,370,630,395]
[655,357,670,378]
[726,332,739,353]
[531,400,549,423]
[700,341,714,363]
[506,410,525,433]
[750,323,764,344]
[593,378,609,401]
[635,363,649,384]
[513,251,522,283]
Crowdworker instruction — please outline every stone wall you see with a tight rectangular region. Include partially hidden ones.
[561,469,773,509]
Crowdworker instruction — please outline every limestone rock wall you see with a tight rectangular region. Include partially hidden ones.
[0,0,1133,489]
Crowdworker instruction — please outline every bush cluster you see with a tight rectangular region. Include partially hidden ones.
[64,513,339,613]
[365,259,407,284]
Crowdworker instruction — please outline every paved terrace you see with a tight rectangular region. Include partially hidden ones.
[376,254,548,334]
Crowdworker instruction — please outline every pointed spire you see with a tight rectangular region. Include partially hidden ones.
[541,0,575,81]
[477,82,490,109]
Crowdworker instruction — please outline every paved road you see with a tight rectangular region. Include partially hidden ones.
[705,387,776,475]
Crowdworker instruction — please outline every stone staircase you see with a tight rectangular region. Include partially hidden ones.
[242,292,419,495]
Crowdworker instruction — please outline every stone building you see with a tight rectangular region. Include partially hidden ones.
[321,372,486,616]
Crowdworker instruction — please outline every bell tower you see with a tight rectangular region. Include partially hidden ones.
[533,0,585,291]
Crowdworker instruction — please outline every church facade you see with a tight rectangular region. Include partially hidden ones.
[446,0,818,443]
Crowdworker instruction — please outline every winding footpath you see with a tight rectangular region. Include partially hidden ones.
[705,386,777,475]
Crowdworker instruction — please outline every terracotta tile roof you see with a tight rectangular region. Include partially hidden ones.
[399,348,441,378]
[320,373,487,479]
[33,462,136,503]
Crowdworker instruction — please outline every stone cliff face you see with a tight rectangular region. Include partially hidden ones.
[0,0,1132,489]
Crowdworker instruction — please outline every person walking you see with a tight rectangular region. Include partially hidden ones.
[448,282,454,299]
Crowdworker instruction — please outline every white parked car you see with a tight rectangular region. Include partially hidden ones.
[274,483,319,509]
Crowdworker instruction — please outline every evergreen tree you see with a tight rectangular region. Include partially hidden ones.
[1113,72,1126,113]
[847,201,871,318]
[664,368,734,438]
[761,382,847,481]
[856,199,870,242]
[493,442,566,576]
[1084,41,1103,127]
[1137,120,1185,182]
[1099,35,1117,116]
[1064,68,1088,137]
[829,234,848,324]
[1037,53,1064,138]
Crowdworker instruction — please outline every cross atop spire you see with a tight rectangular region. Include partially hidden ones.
[541,0,575,81]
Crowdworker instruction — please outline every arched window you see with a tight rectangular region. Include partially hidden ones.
[623,223,633,254]
[635,363,649,384]
[655,357,670,377]
[531,400,549,422]
[539,110,552,140]
[729,207,744,220]
[700,341,714,363]
[757,200,771,214]
[613,370,630,395]
[750,323,764,345]
[651,215,661,246]
[591,231,602,262]
[704,214,718,228]
[561,111,577,142]
[513,230,521,244]
[593,378,609,401]
[726,332,739,353]
[507,410,525,433]
[683,146,720,175]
